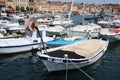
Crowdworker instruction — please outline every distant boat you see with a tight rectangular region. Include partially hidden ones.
[67,23,101,38]
[46,25,67,36]
[100,28,120,42]
[98,19,120,42]
[37,39,109,72]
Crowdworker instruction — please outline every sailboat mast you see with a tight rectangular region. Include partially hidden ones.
[82,2,85,25]
[68,0,74,20]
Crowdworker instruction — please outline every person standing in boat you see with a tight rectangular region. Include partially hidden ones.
[25,14,38,31]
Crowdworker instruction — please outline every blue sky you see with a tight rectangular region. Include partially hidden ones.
[48,0,120,4]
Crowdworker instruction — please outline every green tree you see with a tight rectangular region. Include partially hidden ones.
[26,6,29,12]
[8,5,12,8]
[16,5,19,11]
[29,8,33,12]
[20,6,25,12]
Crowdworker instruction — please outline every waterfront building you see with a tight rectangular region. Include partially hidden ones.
[6,0,29,10]
[0,0,5,12]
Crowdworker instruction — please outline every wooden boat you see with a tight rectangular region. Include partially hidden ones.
[37,39,109,72]
[0,27,54,54]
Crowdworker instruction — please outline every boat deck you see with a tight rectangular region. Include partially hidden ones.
[47,40,105,59]
[62,40,104,58]
[48,50,85,59]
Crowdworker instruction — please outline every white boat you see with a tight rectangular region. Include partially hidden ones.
[0,17,26,34]
[4,23,25,33]
[0,27,54,54]
[0,19,11,26]
[97,20,113,28]
[12,14,24,19]
[97,19,120,42]
[37,17,52,24]
[100,28,120,42]
[37,39,109,72]
[46,25,67,36]
[67,23,101,38]
[112,19,120,27]
[51,19,73,26]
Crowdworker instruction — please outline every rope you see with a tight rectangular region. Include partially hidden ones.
[69,60,94,80]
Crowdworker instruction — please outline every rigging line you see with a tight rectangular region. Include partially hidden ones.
[69,60,94,80]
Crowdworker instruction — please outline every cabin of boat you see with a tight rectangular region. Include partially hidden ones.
[25,27,54,42]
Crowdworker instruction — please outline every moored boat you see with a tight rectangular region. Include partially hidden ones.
[37,39,109,72]
[100,28,120,42]
[0,27,54,54]
[67,23,101,38]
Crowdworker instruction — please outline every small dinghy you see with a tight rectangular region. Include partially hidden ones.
[37,39,109,72]
[46,36,87,47]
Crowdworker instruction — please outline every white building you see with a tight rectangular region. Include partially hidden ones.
[14,0,29,10]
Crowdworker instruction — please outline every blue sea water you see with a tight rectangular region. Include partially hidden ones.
[0,15,120,80]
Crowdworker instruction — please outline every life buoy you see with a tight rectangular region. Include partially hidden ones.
[26,18,38,31]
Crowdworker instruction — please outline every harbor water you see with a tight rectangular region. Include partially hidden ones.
[0,15,120,80]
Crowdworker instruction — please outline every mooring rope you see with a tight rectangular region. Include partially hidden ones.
[69,60,94,80]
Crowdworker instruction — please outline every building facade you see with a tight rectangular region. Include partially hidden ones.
[15,0,29,10]
[0,0,5,12]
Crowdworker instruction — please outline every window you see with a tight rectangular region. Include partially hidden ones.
[37,31,42,38]
[26,30,33,37]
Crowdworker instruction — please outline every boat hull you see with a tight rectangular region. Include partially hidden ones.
[38,40,108,72]
[0,43,40,54]
[100,34,120,42]
[67,30,100,38]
